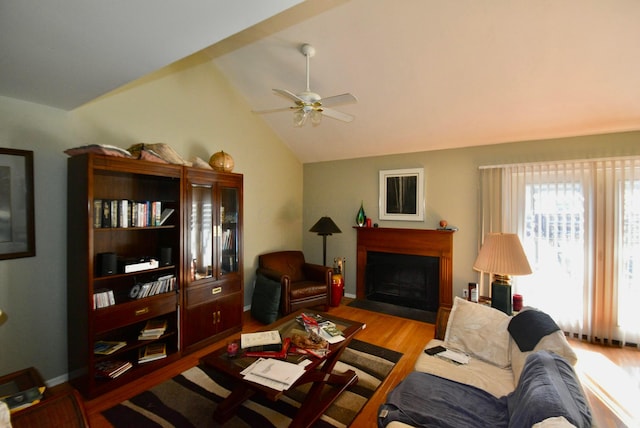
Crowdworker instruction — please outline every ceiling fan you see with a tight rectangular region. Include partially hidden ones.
[253,43,357,127]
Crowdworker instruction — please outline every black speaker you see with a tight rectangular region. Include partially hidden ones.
[98,252,117,276]
[491,282,512,315]
[160,247,172,266]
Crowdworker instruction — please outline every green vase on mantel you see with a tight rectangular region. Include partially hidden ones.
[356,202,366,227]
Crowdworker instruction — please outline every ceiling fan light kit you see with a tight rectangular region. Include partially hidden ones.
[253,43,357,127]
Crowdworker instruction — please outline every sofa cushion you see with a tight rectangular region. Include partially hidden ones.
[415,339,515,398]
[507,351,592,428]
[444,297,511,368]
[250,274,281,324]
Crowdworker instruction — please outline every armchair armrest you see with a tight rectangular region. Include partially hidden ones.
[302,263,332,286]
[256,267,288,283]
[256,267,292,293]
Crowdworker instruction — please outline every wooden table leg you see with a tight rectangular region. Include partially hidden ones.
[212,383,256,424]
[289,369,359,428]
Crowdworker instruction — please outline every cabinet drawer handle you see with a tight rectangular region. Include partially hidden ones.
[211,286,222,295]
[135,307,149,316]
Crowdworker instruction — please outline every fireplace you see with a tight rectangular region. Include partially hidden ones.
[356,227,454,311]
[366,251,440,311]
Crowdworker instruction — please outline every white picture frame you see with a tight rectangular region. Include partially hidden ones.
[379,168,424,221]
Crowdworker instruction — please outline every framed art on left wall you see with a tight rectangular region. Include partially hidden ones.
[0,148,35,259]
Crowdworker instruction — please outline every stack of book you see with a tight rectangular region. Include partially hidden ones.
[95,360,132,379]
[241,330,289,358]
[94,340,127,355]
[138,319,167,340]
[138,343,167,363]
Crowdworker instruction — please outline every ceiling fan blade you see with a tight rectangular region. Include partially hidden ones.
[321,107,354,123]
[273,88,306,104]
[320,93,357,108]
[252,106,297,114]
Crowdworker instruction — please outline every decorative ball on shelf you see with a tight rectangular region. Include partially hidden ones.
[209,151,234,172]
[439,220,448,228]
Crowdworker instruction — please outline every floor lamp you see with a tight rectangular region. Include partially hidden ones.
[473,233,532,315]
[309,216,341,266]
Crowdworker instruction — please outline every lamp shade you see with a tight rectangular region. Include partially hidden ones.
[473,233,532,276]
[309,217,342,235]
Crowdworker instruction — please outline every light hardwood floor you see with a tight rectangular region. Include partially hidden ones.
[60,301,639,427]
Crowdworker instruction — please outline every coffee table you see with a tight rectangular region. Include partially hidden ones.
[200,309,366,428]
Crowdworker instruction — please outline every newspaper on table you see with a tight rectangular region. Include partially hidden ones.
[241,357,307,391]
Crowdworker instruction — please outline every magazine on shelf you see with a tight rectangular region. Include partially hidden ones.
[95,360,133,379]
[94,340,127,355]
[138,343,167,363]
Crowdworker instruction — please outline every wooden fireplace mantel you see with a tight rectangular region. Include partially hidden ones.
[355,227,454,309]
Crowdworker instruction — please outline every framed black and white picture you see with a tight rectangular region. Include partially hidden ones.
[0,148,35,260]
[379,168,424,221]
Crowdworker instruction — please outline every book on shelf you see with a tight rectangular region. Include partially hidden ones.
[101,199,111,228]
[139,319,167,340]
[110,200,119,228]
[138,343,167,363]
[240,330,282,351]
[94,340,127,355]
[93,199,103,228]
[0,386,46,413]
[118,199,129,228]
[95,360,132,379]
[151,201,162,226]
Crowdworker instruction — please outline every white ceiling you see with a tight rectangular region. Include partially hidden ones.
[2,0,640,163]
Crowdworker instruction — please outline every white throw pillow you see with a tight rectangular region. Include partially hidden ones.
[444,296,512,368]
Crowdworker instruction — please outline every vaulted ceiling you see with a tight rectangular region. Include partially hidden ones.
[2,0,640,163]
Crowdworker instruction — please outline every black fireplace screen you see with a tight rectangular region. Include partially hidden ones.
[365,251,439,311]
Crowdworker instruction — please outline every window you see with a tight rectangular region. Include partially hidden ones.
[480,157,640,346]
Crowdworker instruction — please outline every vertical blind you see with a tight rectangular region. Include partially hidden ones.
[479,156,640,346]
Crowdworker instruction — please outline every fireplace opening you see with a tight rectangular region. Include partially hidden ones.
[365,251,439,312]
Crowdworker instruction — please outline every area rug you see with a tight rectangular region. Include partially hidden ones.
[102,339,402,427]
[347,299,436,324]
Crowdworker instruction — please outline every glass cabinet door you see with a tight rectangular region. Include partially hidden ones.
[220,186,239,274]
[189,183,214,281]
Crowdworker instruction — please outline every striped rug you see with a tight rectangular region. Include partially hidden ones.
[102,339,402,427]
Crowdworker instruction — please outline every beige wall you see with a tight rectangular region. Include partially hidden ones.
[1,49,638,384]
[303,131,640,299]
[0,56,303,382]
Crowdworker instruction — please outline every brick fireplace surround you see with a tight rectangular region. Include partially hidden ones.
[355,227,454,310]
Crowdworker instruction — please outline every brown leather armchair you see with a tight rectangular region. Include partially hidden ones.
[256,250,332,315]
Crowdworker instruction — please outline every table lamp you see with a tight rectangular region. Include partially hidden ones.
[309,216,341,266]
[473,233,532,314]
